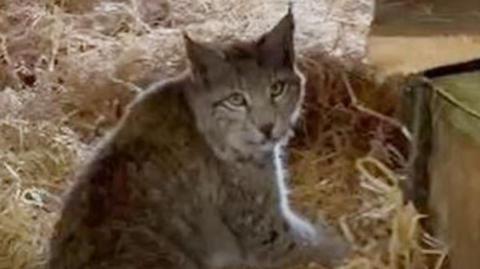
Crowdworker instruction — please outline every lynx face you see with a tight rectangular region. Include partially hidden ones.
[185,12,305,160]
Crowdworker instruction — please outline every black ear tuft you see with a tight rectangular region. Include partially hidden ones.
[183,32,228,82]
[183,32,224,66]
[182,31,194,52]
[256,7,295,69]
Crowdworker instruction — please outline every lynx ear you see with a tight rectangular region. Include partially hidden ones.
[183,33,228,80]
[256,7,295,69]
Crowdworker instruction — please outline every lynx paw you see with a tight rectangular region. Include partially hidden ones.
[308,221,351,268]
[285,215,349,266]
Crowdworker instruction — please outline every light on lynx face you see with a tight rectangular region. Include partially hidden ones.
[200,75,304,159]
[228,103,296,155]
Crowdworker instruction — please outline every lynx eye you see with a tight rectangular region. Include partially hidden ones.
[225,92,247,107]
[270,81,287,99]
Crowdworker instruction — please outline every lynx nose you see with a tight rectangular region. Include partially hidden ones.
[259,123,274,139]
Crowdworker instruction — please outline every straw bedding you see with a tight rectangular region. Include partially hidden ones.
[0,0,445,268]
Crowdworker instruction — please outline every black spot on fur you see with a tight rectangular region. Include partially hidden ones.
[261,230,279,245]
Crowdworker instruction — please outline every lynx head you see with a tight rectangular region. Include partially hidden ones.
[184,10,305,161]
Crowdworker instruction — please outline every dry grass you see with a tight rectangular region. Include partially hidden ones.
[288,54,447,269]
[0,1,444,269]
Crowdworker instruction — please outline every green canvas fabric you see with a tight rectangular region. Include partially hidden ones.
[431,71,480,145]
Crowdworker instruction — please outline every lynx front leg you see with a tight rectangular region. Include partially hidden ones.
[231,207,348,269]
[282,207,350,268]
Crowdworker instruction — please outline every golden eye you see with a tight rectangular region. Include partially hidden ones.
[270,81,287,98]
[226,92,247,107]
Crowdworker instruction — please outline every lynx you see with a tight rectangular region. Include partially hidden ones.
[47,9,349,269]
